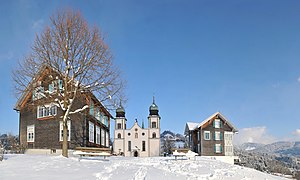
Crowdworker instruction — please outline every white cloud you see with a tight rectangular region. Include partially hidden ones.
[32,19,44,30]
[233,126,277,145]
[292,129,300,136]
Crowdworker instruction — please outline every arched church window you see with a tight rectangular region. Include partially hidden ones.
[151,122,156,128]
[135,133,138,138]
[117,133,121,138]
[152,132,156,138]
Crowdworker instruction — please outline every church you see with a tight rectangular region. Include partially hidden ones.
[113,98,161,157]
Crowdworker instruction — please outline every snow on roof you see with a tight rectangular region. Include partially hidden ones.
[184,122,199,135]
[198,112,238,132]
[186,122,199,130]
[184,112,238,134]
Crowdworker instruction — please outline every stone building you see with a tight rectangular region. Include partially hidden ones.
[113,98,161,157]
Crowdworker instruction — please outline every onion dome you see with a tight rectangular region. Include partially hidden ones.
[149,96,159,115]
[116,102,125,118]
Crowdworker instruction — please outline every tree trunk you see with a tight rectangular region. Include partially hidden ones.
[62,117,68,157]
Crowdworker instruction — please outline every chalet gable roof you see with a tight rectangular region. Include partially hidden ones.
[184,122,199,135]
[184,112,238,135]
[14,65,113,118]
[197,112,238,132]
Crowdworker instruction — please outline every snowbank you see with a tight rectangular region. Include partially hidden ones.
[0,154,286,180]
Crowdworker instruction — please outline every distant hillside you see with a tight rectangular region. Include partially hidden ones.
[238,141,300,157]
[236,141,300,177]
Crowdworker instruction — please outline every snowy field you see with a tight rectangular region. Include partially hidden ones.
[0,154,286,180]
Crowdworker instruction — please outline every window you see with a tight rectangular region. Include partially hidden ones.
[197,131,200,141]
[59,121,71,141]
[128,133,131,136]
[32,86,44,100]
[89,101,94,116]
[215,144,222,153]
[151,122,156,128]
[117,133,121,138]
[142,132,145,136]
[214,119,221,128]
[95,108,100,121]
[128,141,131,151]
[152,132,156,138]
[204,131,210,140]
[27,125,35,142]
[106,132,109,147]
[49,79,63,94]
[101,129,105,146]
[117,123,122,129]
[214,131,222,140]
[104,116,108,127]
[96,126,100,144]
[142,141,146,151]
[135,133,138,139]
[37,104,57,118]
[89,121,94,143]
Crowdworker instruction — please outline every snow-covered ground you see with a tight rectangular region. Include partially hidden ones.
[0,154,287,180]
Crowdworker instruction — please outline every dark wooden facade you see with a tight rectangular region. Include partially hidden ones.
[185,112,237,156]
[16,67,111,150]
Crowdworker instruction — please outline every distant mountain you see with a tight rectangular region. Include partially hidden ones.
[238,141,300,157]
[235,141,300,177]
[160,130,185,141]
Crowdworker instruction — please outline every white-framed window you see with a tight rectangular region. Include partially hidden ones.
[27,125,35,142]
[37,104,57,118]
[204,131,210,140]
[89,121,94,143]
[214,119,221,128]
[49,79,63,94]
[32,86,44,100]
[101,129,105,146]
[96,126,100,144]
[214,131,222,140]
[215,144,222,153]
[106,131,109,147]
[59,120,71,141]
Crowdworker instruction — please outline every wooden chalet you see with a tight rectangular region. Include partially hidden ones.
[14,66,112,151]
[184,112,238,156]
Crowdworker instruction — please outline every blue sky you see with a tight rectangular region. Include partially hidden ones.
[1,0,300,144]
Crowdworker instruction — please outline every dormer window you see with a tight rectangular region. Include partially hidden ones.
[214,119,221,128]
[32,86,44,100]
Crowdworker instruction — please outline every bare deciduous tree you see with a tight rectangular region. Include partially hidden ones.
[13,10,125,157]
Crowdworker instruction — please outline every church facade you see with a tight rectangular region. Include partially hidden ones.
[113,98,161,157]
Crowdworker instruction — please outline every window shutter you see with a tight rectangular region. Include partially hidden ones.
[213,132,215,140]
[213,120,215,128]
[220,132,223,140]
[49,83,53,93]
[214,144,216,153]
[220,145,223,152]
[220,121,223,128]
